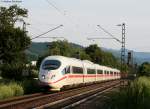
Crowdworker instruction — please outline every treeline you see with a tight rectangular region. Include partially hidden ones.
[138,62,150,76]
[37,40,120,69]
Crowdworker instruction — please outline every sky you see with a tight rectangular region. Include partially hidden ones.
[0,0,150,52]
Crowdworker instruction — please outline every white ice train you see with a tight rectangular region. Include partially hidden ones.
[39,55,120,91]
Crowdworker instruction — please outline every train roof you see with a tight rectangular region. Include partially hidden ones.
[44,55,120,71]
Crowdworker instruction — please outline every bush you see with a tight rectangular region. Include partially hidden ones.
[0,82,24,100]
[30,69,38,78]
[21,79,40,94]
[27,66,39,78]
[1,63,25,80]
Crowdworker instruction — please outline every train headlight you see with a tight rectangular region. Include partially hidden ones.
[42,75,45,79]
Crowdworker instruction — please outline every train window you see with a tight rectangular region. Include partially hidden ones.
[97,70,103,74]
[104,70,107,74]
[66,66,70,74]
[107,71,109,74]
[62,66,70,75]
[110,71,113,74]
[42,60,61,70]
[87,69,96,74]
[72,66,83,74]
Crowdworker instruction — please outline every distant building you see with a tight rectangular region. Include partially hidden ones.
[31,61,37,66]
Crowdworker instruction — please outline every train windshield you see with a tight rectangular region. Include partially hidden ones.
[42,60,61,70]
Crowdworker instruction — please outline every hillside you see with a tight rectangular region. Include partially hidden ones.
[26,42,150,64]
[103,48,150,64]
[26,42,84,61]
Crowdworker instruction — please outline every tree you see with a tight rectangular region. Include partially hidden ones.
[79,51,91,60]
[84,44,120,69]
[0,5,31,79]
[49,40,72,56]
[138,62,150,76]
[101,51,120,68]
[0,5,30,64]
[85,44,102,64]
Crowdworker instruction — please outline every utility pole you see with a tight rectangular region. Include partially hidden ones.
[114,23,126,74]
[22,21,26,44]
[22,21,30,35]
[22,21,30,47]
[23,22,26,33]
[88,24,126,77]
[97,24,126,73]
[88,24,126,88]
[120,23,126,73]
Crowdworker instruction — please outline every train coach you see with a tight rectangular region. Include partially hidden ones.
[39,55,120,91]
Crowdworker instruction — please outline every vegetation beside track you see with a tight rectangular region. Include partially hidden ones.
[103,77,150,109]
[0,78,40,100]
[0,81,23,100]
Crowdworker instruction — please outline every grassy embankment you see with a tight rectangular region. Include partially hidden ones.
[104,77,150,109]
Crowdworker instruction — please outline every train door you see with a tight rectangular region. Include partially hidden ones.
[61,66,70,86]
[82,63,85,83]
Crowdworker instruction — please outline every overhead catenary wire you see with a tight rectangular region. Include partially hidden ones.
[97,25,122,43]
[31,25,63,40]
[87,37,115,40]
[37,36,66,40]
[45,0,76,25]
[45,0,82,37]
[45,0,65,16]
[23,0,65,40]
[28,25,43,33]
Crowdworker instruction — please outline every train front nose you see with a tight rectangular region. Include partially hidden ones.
[39,70,56,83]
[39,59,62,90]
[39,71,52,82]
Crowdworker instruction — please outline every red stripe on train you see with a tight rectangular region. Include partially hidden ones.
[48,74,120,84]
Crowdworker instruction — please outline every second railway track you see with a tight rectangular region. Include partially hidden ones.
[0,80,122,109]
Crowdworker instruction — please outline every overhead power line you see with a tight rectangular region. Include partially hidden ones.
[97,25,122,43]
[37,36,66,40]
[87,37,115,40]
[45,0,81,35]
[31,25,63,40]
[97,23,126,73]
[45,0,65,16]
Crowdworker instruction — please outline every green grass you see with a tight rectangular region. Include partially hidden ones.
[0,78,40,100]
[9,82,24,96]
[0,82,24,100]
[104,77,150,109]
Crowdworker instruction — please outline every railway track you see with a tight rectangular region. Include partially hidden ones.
[36,80,120,109]
[0,93,44,105]
[0,80,121,109]
[62,83,120,109]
